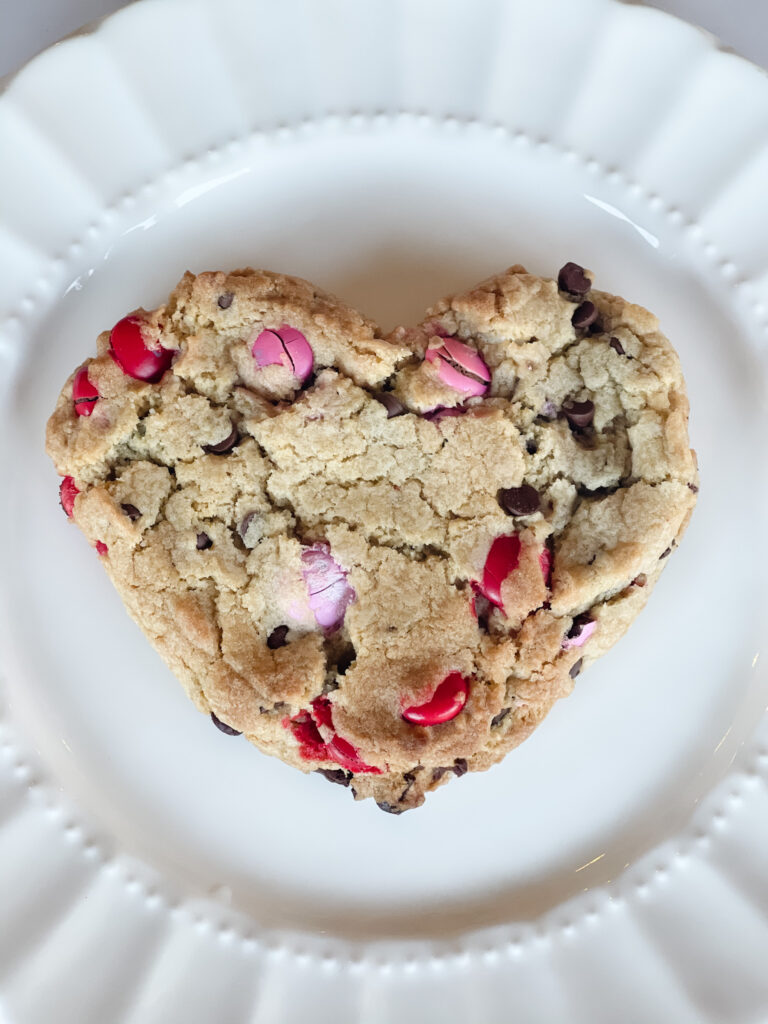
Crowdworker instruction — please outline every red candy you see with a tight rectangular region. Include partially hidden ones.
[476,534,521,612]
[326,734,382,774]
[95,541,109,556]
[285,697,382,773]
[286,712,328,760]
[59,476,79,518]
[402,672,469,726]
[110,316,175,382]
[310,695,334,730]
[72,366,99,416]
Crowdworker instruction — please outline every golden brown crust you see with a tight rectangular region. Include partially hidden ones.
[46,264,698,812]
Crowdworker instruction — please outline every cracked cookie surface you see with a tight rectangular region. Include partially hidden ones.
[46,263,698,812]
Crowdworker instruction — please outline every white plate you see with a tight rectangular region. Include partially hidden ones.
[1,0,767,1020]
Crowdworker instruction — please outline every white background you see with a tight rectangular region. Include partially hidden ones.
[1,0,768,80]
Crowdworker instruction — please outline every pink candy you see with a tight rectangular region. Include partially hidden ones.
[110,316,175,382]
[423,406,467,424]
[301,542,355,632]
[252,325,314,383]
[539,546,553,587]
[402,672,469,726]
[561,618,597,650]
[424,336,490,397]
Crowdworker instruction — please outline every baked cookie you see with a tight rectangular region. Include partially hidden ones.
[47,263,698,812]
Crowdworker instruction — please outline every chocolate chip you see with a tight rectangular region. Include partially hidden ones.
[120,503,141,521]
[609,336,625,355]
[499,484,541,516]
[431,767,449,783]
[659,546,672,559]
[316,768,351,787]
[688,483,699,494]
[526,440,538,455]
[567,613,592,640]
[217,292,234,309]
[377,801,406,815]
[571,301,599,330]
[562,398,595,429]
[336,645,356,676]
[473,591,492,633]
[558,262,592,297]
[491,708,511,728]
[632,573,647,588]
[569,658,583,679]
[267,625,289,649]
[196,532,212,550]
[373,392,407,418]
[203,425,238,455]
[238,511,258,541]
[210,712,241,736]
[452,758,468,777]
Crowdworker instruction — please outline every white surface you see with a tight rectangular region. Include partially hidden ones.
[0,0,767,1022]
[3,0,768,79]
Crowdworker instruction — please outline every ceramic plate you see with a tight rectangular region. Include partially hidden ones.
[1,0,767,1020]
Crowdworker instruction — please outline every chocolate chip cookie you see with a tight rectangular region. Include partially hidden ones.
[46,263,698,812]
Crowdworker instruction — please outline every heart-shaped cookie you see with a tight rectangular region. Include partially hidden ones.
[46,263,698,812]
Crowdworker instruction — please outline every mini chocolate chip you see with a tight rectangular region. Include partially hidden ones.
[267,625,289,649]
[374,391,407,418]
[688,483,699,494]
[632,573,647,588]
[659,546,672,559]
[609,336,625,355]
[431,767,449,783]
[453,758,468,777]
[526,439,538,455]
[238,511,258,540]
[317,768,351,787]
[377,801,406,815]
[569,658,583,679]
[499,484,541,516]
[120,503,141,521]
[567,613,592,640]
[217,292,234,309]
[562,398,595,429]
[491,708,511,728]
[210,712,241,736]
[558,262,592,297]
[571,301,599,330]
[203,426,238,455]
[197,532,212,550]
[336,645,356,676]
